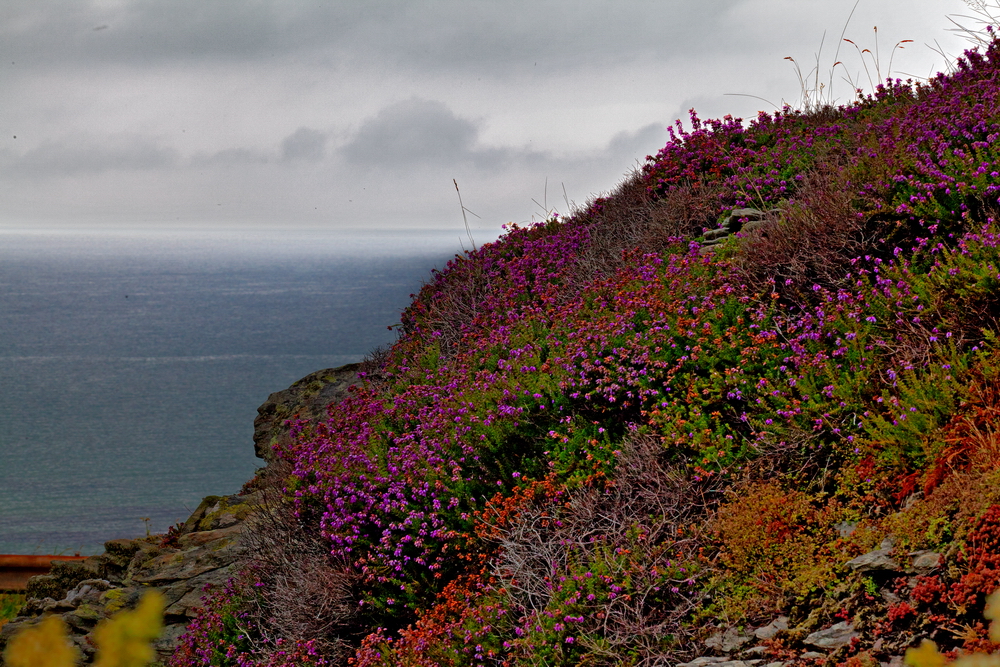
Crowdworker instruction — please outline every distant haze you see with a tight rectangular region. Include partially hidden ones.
[0,0,973,232]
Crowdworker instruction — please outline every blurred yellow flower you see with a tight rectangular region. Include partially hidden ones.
[2,615,79,667]
[92,590,165,667]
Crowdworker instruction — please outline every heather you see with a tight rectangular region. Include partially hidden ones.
[171,37,1000,667]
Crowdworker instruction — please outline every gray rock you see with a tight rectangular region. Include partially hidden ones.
[726,208,765,223]
[845,540,899,572]
[803,622,858,649]
[846,550,899,572]
[910,550,942,571]
[677,657,733,667]
[882,589,902,605]
[706,627,754,653]
[722,208,766,232]
[801,652,827,660]
[253,364,362,462]
[677,659,758,667]
[163,567,233,618]
[754,616,789,640]
[154,624,190,664]
[703,228,730,240]
[131,528,241,585]
[1,503,252,664]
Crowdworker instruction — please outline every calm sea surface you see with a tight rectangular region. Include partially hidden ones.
[0,225,475,555]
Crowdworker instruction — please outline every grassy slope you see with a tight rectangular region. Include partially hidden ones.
[171,40,1000,667]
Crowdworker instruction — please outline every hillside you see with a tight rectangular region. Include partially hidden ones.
[162,37,1000,667]
[163,36,1000,667]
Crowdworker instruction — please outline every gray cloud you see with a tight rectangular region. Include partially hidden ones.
[1,0,752,74]
[341,98,480,168]
[605,123,668,163]
[340,98,557,172]
[191,147,270,167]
[12,134,178,176]
[0,0,970,228]
[281,127,326,163]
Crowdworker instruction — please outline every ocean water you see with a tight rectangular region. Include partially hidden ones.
[0,225,475,555]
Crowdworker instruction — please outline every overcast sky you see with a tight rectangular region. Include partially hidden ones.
[0,0,978,235]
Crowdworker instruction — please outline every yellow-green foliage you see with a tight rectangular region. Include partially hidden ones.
[905,589,1000,667]
[2,590,164,667]
[0,593,26,629]
[710,481,847,618]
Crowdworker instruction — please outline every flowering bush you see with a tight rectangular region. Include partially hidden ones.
[172,35,1000,667]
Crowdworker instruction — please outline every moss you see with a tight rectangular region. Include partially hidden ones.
[196,497,255,531]
[100,587,143,615]
[103,538,145,568]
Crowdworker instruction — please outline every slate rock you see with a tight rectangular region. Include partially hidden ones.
[740,220,768,234]
[130,529,241,584]
[909,550,942,571]
[678,657,733,666]
[25,559,99,601]
[706,627,754,653]
[803,621,858,649]
[846,549,899,573]
[253,364,362,462]
[163,567,233,618]
[754,616,789,640]
[154,624,191,664]
[846,538,900,573]
[103,538,145,569]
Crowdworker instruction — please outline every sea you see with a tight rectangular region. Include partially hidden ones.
[0,224,484,555]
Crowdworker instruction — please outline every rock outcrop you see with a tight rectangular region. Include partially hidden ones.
[0,363,362,665]
[698,207,779,254]
[0,493,256,664]
[252,364,362,463]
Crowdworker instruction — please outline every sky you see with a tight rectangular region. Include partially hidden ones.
[0,0,982,236]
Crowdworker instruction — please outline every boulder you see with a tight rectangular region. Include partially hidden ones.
[706,627,755,653]
[252,363,362,462]
[721,208,766,233]
[846,537,900,573]
[803,621,858,650]
[703,228,730,240]
[754,616,789,640]
[677,658,762,667]
[909,550,942,572]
